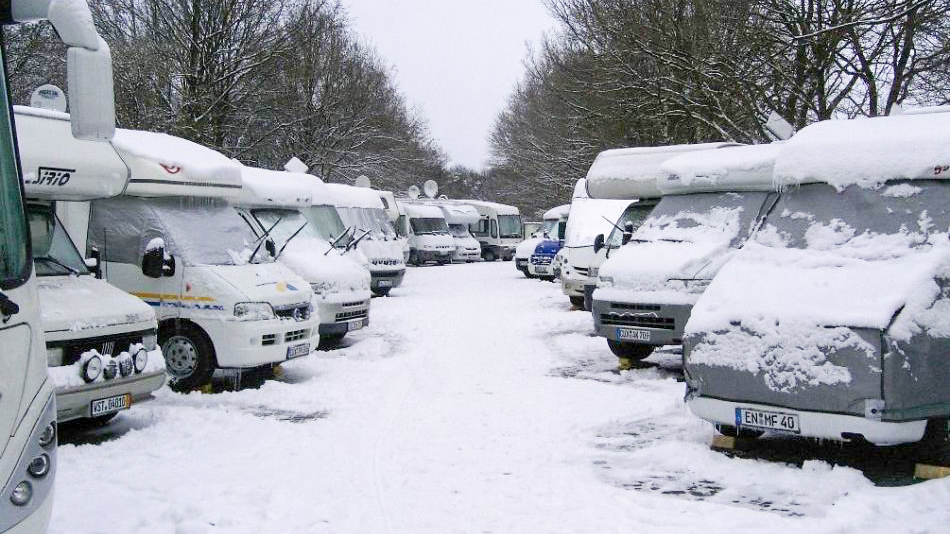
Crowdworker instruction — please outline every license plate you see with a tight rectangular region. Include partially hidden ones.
[348,319,365,332]
[736,407,801,433]
[616,327,651,341]
[378,280,393,287]
[286,342,310,359]
[535,266,550,274]
[91,393,131,417]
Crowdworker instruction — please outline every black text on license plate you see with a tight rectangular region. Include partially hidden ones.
[91,394,131,417]
[616,328,650,341]
[286,342,310,359]
[736,407,800,433]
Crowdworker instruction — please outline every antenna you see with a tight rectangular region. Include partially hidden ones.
[284,157,309,174]
[355,175,372,188]
[423,180,439,199]
[764,111,795,140]
[408,185,421,200]
[31,84,67,113]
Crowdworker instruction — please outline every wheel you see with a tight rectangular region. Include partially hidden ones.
[569,295,585,307]
[483,250,496,262]
[319,333,346,349]
[161,323,216,392]
[372,287,391,297]
[540,276,555,282]
[917,418,950,466]
[408,251,418,266]
[606,339,654,361]
[716,424,764,439]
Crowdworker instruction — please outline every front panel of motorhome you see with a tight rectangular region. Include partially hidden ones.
[439,204,482,262]
[462,200,522,261]
[404,203,455,265]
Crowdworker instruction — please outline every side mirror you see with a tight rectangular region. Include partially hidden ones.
[66,39,116,141]
[265,239,277,258]
[593,234,605,254]
[622,221,634,246]
[85,247,102,279]
[163,254,176,277]
[142,247,164,279]
[557,221,567,241]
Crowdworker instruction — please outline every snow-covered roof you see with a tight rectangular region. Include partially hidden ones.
[405,203,446,219]
[238,166,313,208]
[14,106,129,201]
[543,204,571,221]
[456,199,520,216]
[659,143,783,195]
[112,128,242,198]
[325,183,385,209]
[774,112,950,190]
[901,105,950,116]
[439,203,480,225]
[586,143,739,199]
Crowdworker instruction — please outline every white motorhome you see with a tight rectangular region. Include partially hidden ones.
[392,198,411,263]
[403,203,455,265]
[459,200,523,261]
[76,130,321,391]
[1,2,116,532]
[18,107,166,426]
[515,204,569,277]
[235,168,371,345]
[593,143,780,364]
[326,183,406,296]
[437,203,482,262]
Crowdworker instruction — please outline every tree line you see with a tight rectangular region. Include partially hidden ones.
[3,0,446,192]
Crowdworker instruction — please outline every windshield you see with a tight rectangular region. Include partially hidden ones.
[498,214,522,239]
[301,205,348,244]
[29,207,89,276]
[411,217,449,235]
[760,181,950,253]
[635,192,771,247]
[449,224,471,238]
[396,215,409,238]
[540,219,558,237]
[607,201,657,248]
[337,206,396,238]
[251,208,329,250]
[0,57,28,288]
[151,198,267,266]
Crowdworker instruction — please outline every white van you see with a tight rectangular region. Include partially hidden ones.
[515,204,569,277]
[78,129,321,391]
[17,107,166,425]
[438,203,482,262]
[392,198,411,263]
[404,203,455,265]
[235,168,371,344]
[1,2,116,532]
[459,200,523,261]
[593,143,780,363]
[326,183,406,296]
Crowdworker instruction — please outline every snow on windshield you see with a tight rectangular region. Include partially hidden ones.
[252,209,327,250]
[411,217,449,234]
[301,205,348,244]
[337,207,396,238]
[634,192,766,246]
[154,199,264,266]
[563,198,632,248]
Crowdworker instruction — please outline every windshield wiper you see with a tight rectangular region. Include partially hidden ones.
[658,238,686,243]
[326,226,354,256]
[250,216,283,263]
[346,229,372,252]
[275,222,309,260]
[36,256,80,275]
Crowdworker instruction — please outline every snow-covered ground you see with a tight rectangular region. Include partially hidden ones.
[53,262,949,534]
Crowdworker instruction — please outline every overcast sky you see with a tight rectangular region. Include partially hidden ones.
[341,0,557,171]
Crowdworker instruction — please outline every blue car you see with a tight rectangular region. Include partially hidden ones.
[528,238,561,280]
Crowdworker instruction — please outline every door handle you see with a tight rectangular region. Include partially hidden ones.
[0,291,19,323]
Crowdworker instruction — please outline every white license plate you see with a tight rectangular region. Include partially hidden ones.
[286,342,310,359]
[91,393,131,417]
[378,280,393,287]
[348,319,365,332]
[616,327,650,341]
[535,266,550,274]
[736,407,801,433]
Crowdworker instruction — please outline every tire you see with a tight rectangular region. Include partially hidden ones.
[408,251,418,266]
[160,323,216,392]
[540,276,555,282]
[918,418,950,466]
[372,287,392,297]
[606,339,654,361]
[569,295,585,307]
[483,250,496,262]
[716,424,764,439]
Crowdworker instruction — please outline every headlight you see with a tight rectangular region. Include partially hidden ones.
[133,347,149,373]
[46,347,64,367]
[82,354,102,383]
[589,267,599,278]
[10,481,32,506]
[598,276,614,288]
[234,302,275,321]
[676,279,711,293]
[37,423,56,448]
[311,282,334,296]
[142,331,158,351]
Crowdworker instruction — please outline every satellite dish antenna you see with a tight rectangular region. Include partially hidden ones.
[764,111,795,141]
[423,180,439,199]
[284,157,309,174]
[30,84,67,113]
[355,175,372,188]
[408,185,421,200]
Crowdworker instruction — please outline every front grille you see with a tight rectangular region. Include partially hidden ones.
[274,304,311,321]
[60,331,147,366]
[600,313,675,330]
[531,255,554,265]
[612,302,661,312]
[285,329,309,343]
[575,267,589,276]
[341,301,364,308]
[262,334,277,346]
[336,309,369,323]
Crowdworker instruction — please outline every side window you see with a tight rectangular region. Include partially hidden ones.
[490,220,498,239]
[0,61,29,288]
[472,219,489,237]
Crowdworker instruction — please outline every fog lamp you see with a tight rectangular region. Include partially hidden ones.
[103,360,118,380]
[118,354,134,377]
[10,481,32,506]
[38,423,56,448]
[28,454,50,478]
[82,355,102,383]
[133,348,148,373]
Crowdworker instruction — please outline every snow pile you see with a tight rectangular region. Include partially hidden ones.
[239,166,314,208]
[325,183,385,209]
[438,204,480,225]
[563,198,634,249]
[660,143,781,194]
[773,112,950,190]
[516,237,544,259]
[542,204,571,221]
[404,203,446,219]
[276,237,371,298]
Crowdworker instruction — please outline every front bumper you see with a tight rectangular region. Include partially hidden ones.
[415,250,454,263]
[515,258,529,272]
[56,369,166,422]
[370,268,405,291]
[202,314,321,368]
[453,249,481,262]
[528,254,556,276]
[688,396,928,446]
[316,298,370,336]
[593,298,692,346]
[561,276,586,297]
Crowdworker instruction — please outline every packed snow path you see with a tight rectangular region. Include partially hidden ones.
[54,263,949,534]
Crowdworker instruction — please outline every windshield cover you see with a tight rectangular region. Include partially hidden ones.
[252,208,328,248]
[337,207,396,238]
[635,192,769,247]
[449,224,471,238]
[152,198,266,266]
[30,208,89,276]
[411,217,449,234]
[498,215,522,239]
[607,202,657,247]
[301,205,348,243]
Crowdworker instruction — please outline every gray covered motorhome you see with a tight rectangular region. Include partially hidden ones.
[593,144,780,362]
[685,111,950,447]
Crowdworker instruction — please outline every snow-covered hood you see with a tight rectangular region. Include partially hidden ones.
[38,275,155,339]
[206,262,312,308]
[599,239,732,289]
[453,235,481,251]
[357,237,406,268]
[516,237,543,259]
[276,238,371,297]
